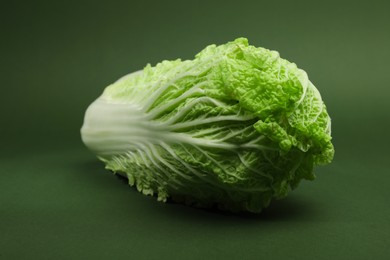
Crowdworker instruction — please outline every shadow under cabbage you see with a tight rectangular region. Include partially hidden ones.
[80,159,320,222]
[113,174,319,222]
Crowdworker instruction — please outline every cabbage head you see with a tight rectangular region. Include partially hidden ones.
[81,38,334,213]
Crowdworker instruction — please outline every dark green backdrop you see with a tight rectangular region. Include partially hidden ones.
[1,0,389,259]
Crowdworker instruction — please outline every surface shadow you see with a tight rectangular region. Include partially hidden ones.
[77,159,320,223]
[158,193,320,223]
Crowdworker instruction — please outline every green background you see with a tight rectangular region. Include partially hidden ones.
[1,0,389,259]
